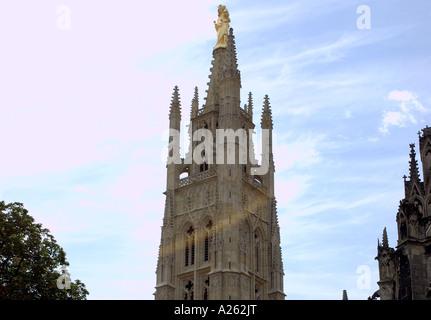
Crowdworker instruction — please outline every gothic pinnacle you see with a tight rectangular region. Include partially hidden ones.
[408,143,420,182]
[191,86,199,118]
[223,28,240,79]
[342,290,348,300]
[382,227,389,249]
[169,85,181,120]
[261,95,273,129]
[247,92,253,117]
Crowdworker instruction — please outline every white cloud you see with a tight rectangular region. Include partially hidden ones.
[379,90,427,133]
[388,90,414,101]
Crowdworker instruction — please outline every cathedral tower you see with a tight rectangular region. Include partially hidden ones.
[154,6,285,300]
[375,126,431,300]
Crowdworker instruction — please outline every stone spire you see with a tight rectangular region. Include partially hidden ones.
[381,227,389,249]
[222,28,240,80]
[191,86,199,118]
[204,28,241,113]
[169,85,181,121]
[167,86,181,190]
[261,95,273,129]
[408,143,420,182]
[342,290,348,300]
[156,5,285,300]
[247,92,253,119]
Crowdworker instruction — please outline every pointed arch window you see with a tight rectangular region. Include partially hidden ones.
[200,161,208,172]
[204,221,213,262]
[191,237,195,265]
[413,198,423,215]
[184,280,194,300]
[185,226,195,267]
[200,150,208,172]
[203,277,210,300]
[179,168,189,180]
[185,241,189,267]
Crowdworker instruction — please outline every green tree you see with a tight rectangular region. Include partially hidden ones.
[0,201,89,299]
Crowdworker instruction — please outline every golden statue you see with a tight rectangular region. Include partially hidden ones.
[214,5,230,49]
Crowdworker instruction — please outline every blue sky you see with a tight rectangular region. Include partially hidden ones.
[0,0,430,299]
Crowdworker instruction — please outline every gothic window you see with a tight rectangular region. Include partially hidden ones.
[413,198,424,216]
[184,280,194,300]
[399,213,407,240]
[204,234,209,261]
[191,237,195,265]
[185,226,195,267]
[179,170,189,180]
[200,150,208,172]
[255,283,262,300]
[200,161,208,172]
[204,221,213,262]
[203,277,210,300]
[185,241,189,267]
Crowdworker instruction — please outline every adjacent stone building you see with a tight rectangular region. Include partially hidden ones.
[154,12,285,300]
[375,126,431,300]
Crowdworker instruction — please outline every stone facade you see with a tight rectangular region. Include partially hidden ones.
[375,126,431,300]
[154,28,285,300]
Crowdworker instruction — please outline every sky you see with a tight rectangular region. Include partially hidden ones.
[0,0,430,300]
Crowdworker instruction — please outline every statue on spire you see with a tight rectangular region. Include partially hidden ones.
[214,5,230,49]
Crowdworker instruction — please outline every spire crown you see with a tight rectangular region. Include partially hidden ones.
[408,143,420,181]
[169,85,181,120]
[261,95,273,129]
[247,92,253,117]
[222,28,240,80]
[382,227,389,248]
[191,86,199,118]
[342,290,348,300]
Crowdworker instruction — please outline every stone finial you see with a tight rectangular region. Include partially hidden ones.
[191,86,199,118]
[342,290,348,300]
[261,95,273,129]
[169,85,181,120]
[408,143,420,181]
[247,92,253,117]
[222,28,240,79]
[382,227,389,249]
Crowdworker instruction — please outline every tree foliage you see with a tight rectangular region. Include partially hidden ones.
[0,201,89,299]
